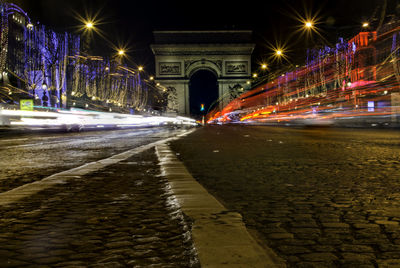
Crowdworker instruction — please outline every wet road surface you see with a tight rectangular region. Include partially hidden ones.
[171,125,400,267]
[0,127,181,193]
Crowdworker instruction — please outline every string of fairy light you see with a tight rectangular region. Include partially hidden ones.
[0,2,165,112]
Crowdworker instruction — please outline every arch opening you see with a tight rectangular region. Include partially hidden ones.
[189,70,219,118]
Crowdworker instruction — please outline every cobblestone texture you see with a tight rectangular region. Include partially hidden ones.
[0,148,199,267]
[0,128,178,193]
[171,125,400,267]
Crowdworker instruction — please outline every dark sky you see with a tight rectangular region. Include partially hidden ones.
[11,0,399,75]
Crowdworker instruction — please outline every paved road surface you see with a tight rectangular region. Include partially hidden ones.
[0,127,180,193]
[0,127,199,267]
[171,125,400,267]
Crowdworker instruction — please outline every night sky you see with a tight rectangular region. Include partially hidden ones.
[10,0,399,75]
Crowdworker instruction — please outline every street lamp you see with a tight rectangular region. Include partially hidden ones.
[118,50,125,56]
[362,22,369,28]
[138,66,143,71]
[305,21,313,29]
[85,22,94,29]
[261,64,268,70]
[82,20,96,55]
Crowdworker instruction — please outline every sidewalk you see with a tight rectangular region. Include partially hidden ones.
[0,148,199,267]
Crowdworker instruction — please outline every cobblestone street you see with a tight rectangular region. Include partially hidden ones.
[171,125,400,267]
[0,149,199,267]
[0,128,179,193]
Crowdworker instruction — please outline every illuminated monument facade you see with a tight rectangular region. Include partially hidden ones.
[151,31,255,115]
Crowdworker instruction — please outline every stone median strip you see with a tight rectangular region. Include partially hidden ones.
[156,143,285,268]
[0,128,196,207]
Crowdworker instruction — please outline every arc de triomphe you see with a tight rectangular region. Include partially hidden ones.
[151,31,255,115]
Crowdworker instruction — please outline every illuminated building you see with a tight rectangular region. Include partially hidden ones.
[0,2,79,108]
[0,2,152,114]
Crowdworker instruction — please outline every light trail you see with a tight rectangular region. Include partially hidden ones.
[0,108,197,130]
[207,27,400,126]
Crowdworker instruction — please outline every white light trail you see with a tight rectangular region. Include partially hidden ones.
[0,109,198,129]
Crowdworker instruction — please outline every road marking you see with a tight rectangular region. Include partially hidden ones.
[0,128,196,206]
[155,143,285,268]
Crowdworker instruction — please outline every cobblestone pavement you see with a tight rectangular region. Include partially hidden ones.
[171,125,400,267]
[0,148,199,267]
[0,127,181,193]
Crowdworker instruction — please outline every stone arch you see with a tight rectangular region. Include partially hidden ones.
[151,31,254,115]
[186,60,222,79]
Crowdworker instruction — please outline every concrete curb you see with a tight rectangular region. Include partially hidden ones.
[156,143,285,268]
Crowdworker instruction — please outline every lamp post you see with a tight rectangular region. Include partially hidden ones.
[83,21,94,55]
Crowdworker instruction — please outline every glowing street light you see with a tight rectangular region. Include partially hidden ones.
[362,22,369,28]
[138,66,144,71]
[253,73,258,78]
[118,50,125,56]
[269,45,291,64]
[86,21,94,29]
[261,64,268,69]
[305,21,313,28]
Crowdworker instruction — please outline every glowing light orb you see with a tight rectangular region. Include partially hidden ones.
[86,22,94,29]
